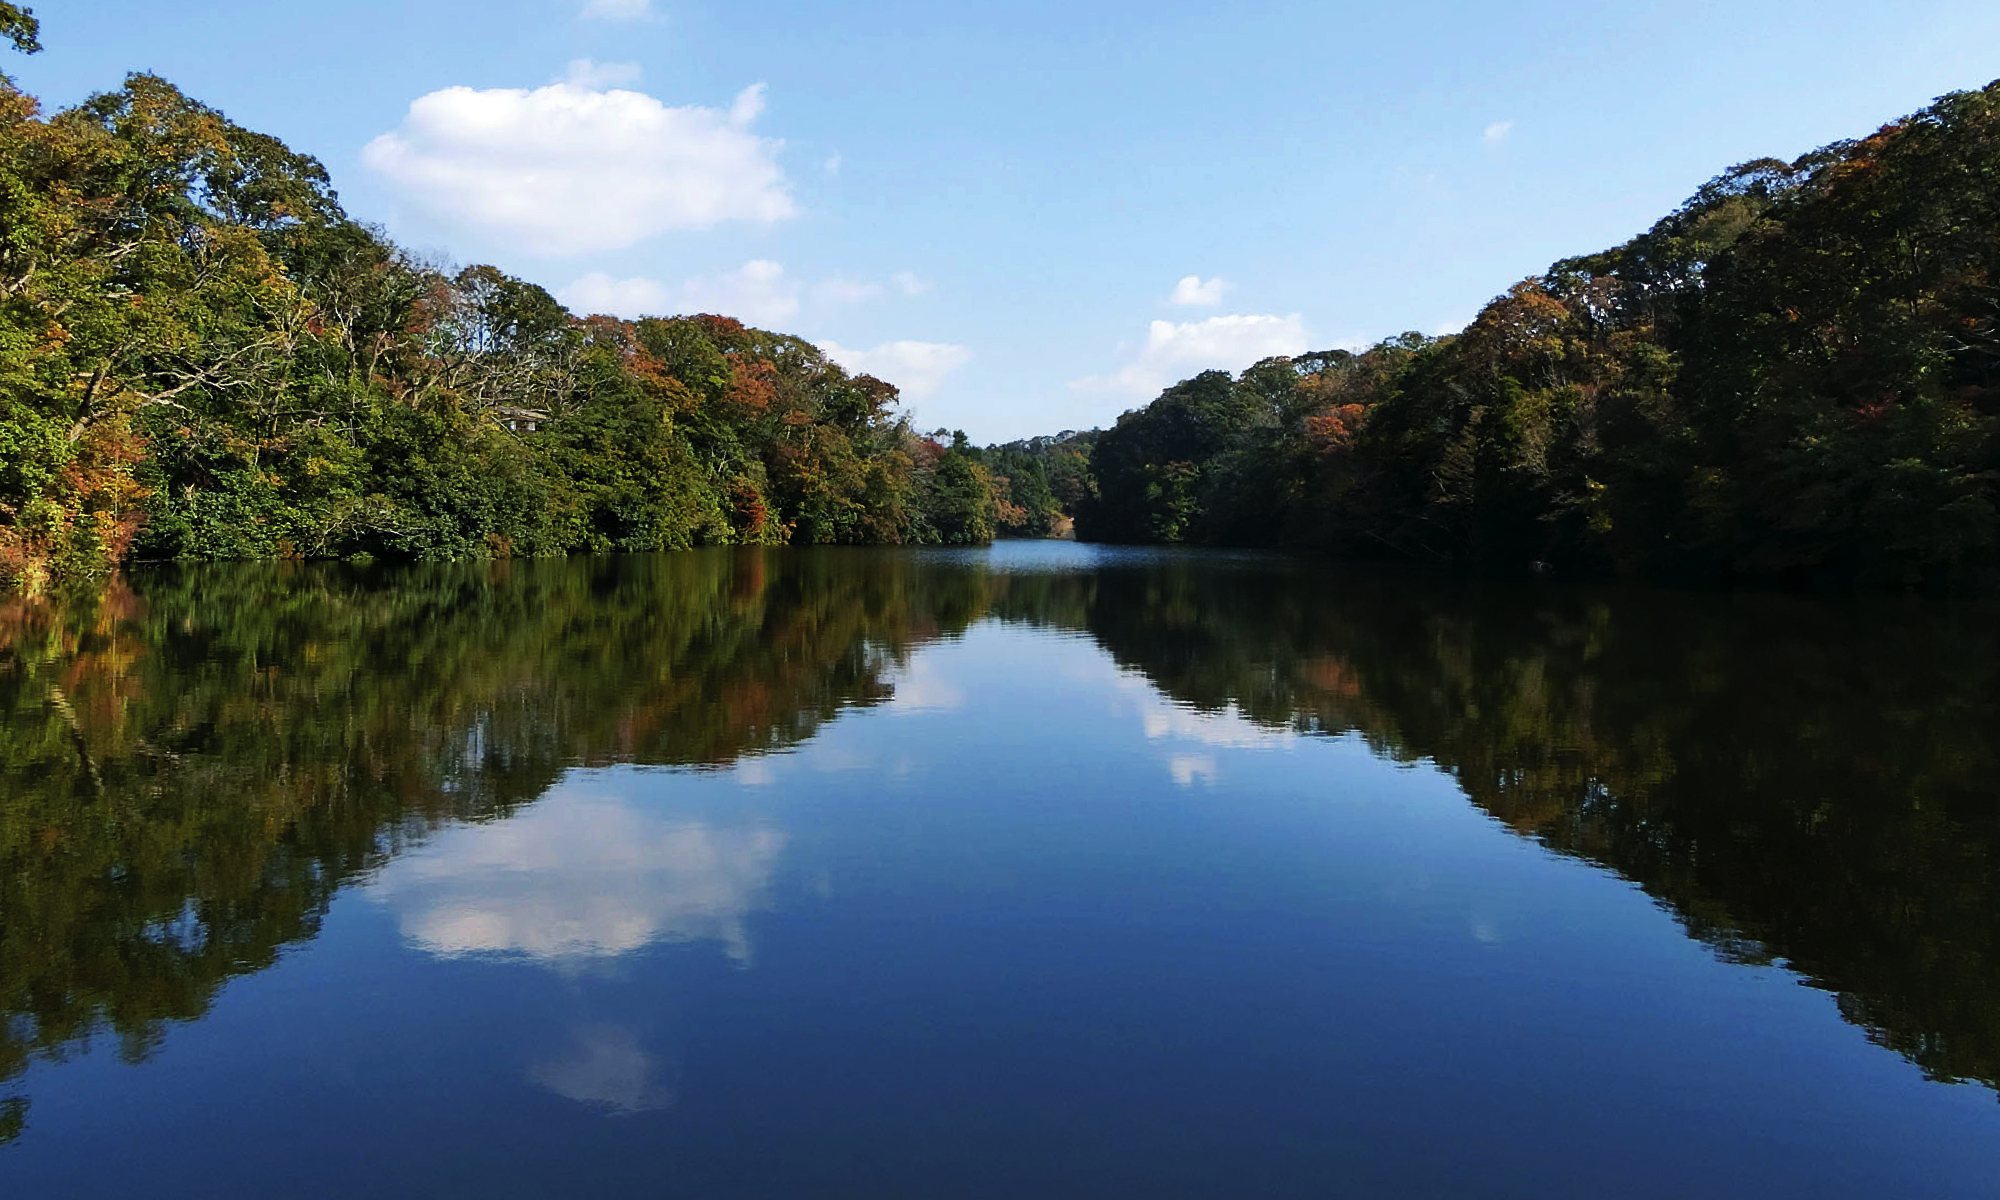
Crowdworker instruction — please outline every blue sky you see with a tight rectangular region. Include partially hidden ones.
[16,0,2000,440]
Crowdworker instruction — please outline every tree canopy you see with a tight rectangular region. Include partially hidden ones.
[1059,80,2000,592]
[0,67,1003,587]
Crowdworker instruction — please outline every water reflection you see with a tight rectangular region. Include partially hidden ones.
[368,791,785,965]
[0,550,963,1139]
[1129,677,1295,787]
[529,1024,676,1113]
[1,545,1998,1155]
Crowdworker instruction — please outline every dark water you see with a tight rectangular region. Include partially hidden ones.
[3,542,1999,1198]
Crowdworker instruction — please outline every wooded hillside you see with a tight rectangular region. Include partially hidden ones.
[0,16,999,588]
[1060,80,2000,590]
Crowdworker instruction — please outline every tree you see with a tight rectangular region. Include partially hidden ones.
[0,3,37,56]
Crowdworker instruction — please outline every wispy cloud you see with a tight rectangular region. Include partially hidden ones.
[561,262,909,322]
[1071,313,1309,398]
[811,277,885,306]
[1483,119,1514,144]
[819,339,972,398]
[560,58,642,89]
[560,260,800,323]
[581,0,652,20]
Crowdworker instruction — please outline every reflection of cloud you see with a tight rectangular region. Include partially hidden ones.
[369,793,784,964]
[1117,672,1295,751]
[531,1024,673,1112]
[887,653,965,715]
[1168,754,1218,787]
[1108,671,1294,786]
[1142,703,1293,749]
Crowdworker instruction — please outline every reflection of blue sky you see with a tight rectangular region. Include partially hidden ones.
[368,791,784,965]
[884,651,966,716]
[758,628,1303,793]
[1115,663,1299,788]
[20,613,1998,1194]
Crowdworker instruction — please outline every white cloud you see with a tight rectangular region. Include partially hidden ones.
[822,152,842,176]
[891,270,931,296]
[559,272,672,317]
[728,84,766,125]
[367,792,786,965]
[560,58,642,89]
[364,79,793,255]
[561,263,907,323]
[581,0,652,20]
[811,277,885,307]
[1484,119,1514,144]
[680,259,799,322]
[1169,275,1231,307]
[818,339,972,398]
[559,259,800,323]
[1070,313,1310,398]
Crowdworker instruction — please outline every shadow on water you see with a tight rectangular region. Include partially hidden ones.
[2,545,1997,1142]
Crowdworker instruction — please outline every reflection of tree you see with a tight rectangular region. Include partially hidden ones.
[6,551,1999,1142]
[0,549,994,1133]
[1069,558,2000,1095]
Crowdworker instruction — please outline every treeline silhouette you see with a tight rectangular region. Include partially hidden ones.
[1058,80,2000,592]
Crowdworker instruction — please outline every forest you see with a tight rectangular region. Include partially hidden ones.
[0,13,1000,589]
[1041,78,2000,591]
[5,0,2000,593]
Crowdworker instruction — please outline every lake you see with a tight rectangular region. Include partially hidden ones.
[3,541,1998,1198]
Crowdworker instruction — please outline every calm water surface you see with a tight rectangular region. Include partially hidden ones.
[3,542,1999,1197]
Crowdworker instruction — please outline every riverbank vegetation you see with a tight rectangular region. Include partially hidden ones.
[0,21,999,588]
[1065,80,2000,591]
[5,1,1999,593]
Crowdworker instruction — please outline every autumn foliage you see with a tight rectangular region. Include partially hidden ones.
[0,66,1001,587]
[1069,80,2000,591]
